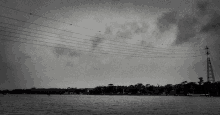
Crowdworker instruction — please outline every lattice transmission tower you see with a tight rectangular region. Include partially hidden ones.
[205,46,215,83]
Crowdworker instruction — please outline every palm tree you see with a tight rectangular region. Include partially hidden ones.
[198,77,204,94]
[198,77,204,86]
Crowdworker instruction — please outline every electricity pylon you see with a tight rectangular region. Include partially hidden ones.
[205,46,215,83]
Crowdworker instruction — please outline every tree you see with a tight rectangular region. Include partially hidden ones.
[164,84,173,94]
[187,82,198,94]
[181,81,187,85]
[135,83,145,94]
[145,84,150,88]
[203,81,212,94]
[198,77,204,93]
[31,87,36,89]
[107,84,114,94]
[198,77,204,85]
[135,83,144,89]
[108,84,114,87]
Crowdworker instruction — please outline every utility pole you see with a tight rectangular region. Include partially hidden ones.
[205,46,215,83]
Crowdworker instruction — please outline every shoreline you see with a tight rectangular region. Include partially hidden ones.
[1,94,219,97]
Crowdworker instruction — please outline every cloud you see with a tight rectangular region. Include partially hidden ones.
[103,21,151,46]
[104,26,113,34]
[156,8,201,46]
[0,43,36,89]
[1,61,14,71]
[66,61,74,67]
[201,12,220,34]
[68,50,81,57]
[196,0,210,14]
[53,46,68,58]
[53,44,81,58]
[91,36,104,51]
[104,21,149,37]
[194,0,220,35]
[153,0,220,46]
[119,22,149,36]
[174,15,198,45]
[157,11,178,33]
[17,53,32,63]
[0,44,32,72]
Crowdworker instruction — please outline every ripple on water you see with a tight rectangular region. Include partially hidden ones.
[1,95,220,115]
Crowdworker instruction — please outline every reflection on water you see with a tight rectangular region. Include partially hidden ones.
[0,95,220,115]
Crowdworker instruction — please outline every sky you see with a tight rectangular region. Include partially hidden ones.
[0,0,220,89]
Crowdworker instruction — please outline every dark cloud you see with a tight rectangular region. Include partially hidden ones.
[91,37,104,51]
[16,53,32,63]
[201,12,220,34]
[68,50,81,57]
[66,61,74,67]
[105,26,113,34]
[0,46,20,87]
[156,0,220,46]
[156,11,199,45]
[3,54,31,72]
[134,22,149,34]
[0,43,35,89]
[174,15,198,45]
[116,30,132,39]
[157,11,178,32]
[93,67,101,70]
[53,44,81,58]
[196,0,220,34]
[156,9,200,46]
[1,61,14,71]
[53,45,69,58]
[0,61,22,88]
[194,0,220,34]
[122,22,149,34]
[105,21,149,40]
[196,0,210,14]
[0,43,31,71]
[0,44,8,66]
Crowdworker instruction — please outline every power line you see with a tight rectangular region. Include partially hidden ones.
[0,28,204,57]
[0,4,193,52]
[0,32,203,57]
[0,24,204,54]
[0,15,204,52]
[0,5,205,51]
[0,4,101,32]
[0,38,203,59]
[0,22,198,52]
[0,34,204,58]
[0,25,204,55]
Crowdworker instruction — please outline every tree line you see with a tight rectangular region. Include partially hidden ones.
[1,77,220,96]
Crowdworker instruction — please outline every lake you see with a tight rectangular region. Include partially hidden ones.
[0,95,220,115]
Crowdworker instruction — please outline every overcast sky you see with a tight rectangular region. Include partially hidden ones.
[0,0,220,89]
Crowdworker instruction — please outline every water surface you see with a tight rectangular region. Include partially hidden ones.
[0,95,220,115]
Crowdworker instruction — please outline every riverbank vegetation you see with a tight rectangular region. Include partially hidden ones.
[1,77,220,96]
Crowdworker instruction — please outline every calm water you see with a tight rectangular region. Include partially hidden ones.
[0,95,220,115]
